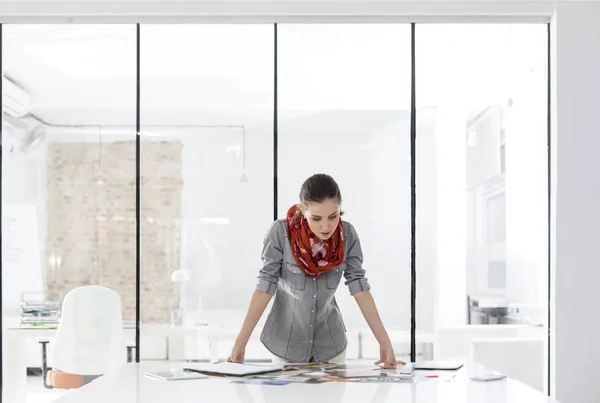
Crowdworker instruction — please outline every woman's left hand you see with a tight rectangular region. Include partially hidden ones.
[375,344,406,368]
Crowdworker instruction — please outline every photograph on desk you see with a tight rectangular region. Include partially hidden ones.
[246,372,344,384]
[324,368,414,381]
[230,379,292,386]
[281,362,343,371]
[245,368,414,384]
[220,361,464,385]
[225,362,459,385]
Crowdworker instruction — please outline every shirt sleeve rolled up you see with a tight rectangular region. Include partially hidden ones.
[256,220,285,295]
[343,222,371,295]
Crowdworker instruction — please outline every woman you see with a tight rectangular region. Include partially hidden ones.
[228,174,404,368]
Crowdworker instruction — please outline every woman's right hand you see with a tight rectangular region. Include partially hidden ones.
[227,344,246,363]
[227,290,274,364]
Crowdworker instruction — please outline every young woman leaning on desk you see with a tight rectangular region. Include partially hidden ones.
[228,173,405,369]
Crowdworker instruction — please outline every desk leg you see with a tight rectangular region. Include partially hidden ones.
[3,336,27,403]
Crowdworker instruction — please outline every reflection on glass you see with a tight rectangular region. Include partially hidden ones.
[416,24,548,392]
[139,25,274,361]
[278,24,412,362]
[2,24,137,400]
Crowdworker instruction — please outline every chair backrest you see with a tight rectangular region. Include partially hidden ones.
[52,286,126,375]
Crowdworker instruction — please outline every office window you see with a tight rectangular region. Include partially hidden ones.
[278,24,412,361]
[1,22,551,399]
[416,24,548,392]
[2,24,137,399]
[139,25,274,360]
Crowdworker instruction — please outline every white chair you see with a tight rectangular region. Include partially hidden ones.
[39,286,129,389]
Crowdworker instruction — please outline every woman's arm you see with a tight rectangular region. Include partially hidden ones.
[354,290,392,348]
[232,290,273,350]
[229,221,284,362]
[343,223,404,367]
[354,290,405,368]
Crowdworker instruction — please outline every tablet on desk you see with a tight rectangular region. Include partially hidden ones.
[414,361,464,370]
[470,368,507,382]
[184,362,284,377]
[145,370,208,381]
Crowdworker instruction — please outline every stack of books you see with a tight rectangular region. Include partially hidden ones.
[20,292,61,326]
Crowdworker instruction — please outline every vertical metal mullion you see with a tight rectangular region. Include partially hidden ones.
[410,22,417,364]
[0,22,4,403]
[273,24,278,221]
[135,23,141,363]
[546,21,552,397]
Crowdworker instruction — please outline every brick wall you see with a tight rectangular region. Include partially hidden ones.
[46,140,183,323]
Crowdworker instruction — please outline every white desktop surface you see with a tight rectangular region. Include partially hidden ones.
[51,361,559,403]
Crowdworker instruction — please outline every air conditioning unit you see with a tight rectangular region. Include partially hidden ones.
[3,76,30,118]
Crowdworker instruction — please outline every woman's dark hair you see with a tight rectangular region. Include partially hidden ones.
[299,174,342,208]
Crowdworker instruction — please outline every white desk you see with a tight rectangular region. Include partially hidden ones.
[2,325,141,403]
[50,361,559,403]
[3,327,66,403]
[2,323,257,403]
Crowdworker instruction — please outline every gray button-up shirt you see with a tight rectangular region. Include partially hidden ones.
[256,219,370,363]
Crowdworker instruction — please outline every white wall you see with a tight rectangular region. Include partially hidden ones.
[552,3,600,403]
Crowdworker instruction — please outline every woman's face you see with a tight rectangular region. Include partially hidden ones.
[302,198,341,241]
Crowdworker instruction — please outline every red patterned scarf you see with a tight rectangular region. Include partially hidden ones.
[286,204,344,277]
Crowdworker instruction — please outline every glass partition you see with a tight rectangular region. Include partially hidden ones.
[278,24,413,362]
[138,24,274,362]
[415,24,549,392]
[1,22,550,402]
[2,24,137,401]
